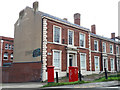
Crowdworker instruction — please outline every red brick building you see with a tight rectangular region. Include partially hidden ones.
[0,36,13,67]
[2,1,120,82]
[90,25,120,73]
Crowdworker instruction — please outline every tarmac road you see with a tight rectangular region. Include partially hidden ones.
[1,81,120,89]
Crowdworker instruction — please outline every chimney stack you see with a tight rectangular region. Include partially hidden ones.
[74,13,80,25]
[111,33,115,40]
[63,18,68,21]
[33,1,39,12]
[91,25,96,34]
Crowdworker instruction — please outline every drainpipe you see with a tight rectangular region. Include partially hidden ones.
[100,39,103,71]
[0,40,3,67]
[114,43,117,71]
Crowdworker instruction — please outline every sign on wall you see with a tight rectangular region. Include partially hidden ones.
[33,48,41,57]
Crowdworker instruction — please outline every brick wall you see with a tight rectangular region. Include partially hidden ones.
[2,62,42,83]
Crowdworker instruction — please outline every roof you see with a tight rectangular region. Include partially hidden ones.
[38,11,90,31]
[90,33,119,44]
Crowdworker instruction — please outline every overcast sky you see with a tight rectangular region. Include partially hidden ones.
[0,0,119,38]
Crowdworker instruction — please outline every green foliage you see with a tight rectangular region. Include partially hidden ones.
[42,81,89,88]
[93,73,120,82]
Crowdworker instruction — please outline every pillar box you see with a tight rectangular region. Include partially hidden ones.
[69,66,78,82]
[47,66,54,83]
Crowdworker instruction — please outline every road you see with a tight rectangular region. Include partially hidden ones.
[1,81,120,89]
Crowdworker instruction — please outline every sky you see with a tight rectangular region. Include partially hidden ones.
[0,0,119,38]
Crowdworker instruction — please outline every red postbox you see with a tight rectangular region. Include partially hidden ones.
[47,66,54,83]
[69,66,78,82]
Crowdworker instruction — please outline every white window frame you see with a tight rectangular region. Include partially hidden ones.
[3,52,8,60]
[110,44,113,54]
[53,25,61,44]
[94,40,99,51]
[68,29,74,46]
[94,56,100,71]
[110,58,114,71]
[116,45,119,55]
[80,53,86,70]
[5,44,8,49]
[10,53,13,60]
[102,42,106,53]
[79,33,85,48]
[52,49,62,69]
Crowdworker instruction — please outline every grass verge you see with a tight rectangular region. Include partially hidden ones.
[41,81,89,88]
[93,73,120,82]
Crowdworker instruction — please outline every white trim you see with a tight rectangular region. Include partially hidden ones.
[110,44,113,54]
[79,33,86,48]
[94,56,100,71]
[67,50,77,72]
[42,18,48,81]
[53,25,62,44]
[80,53,86,70]
[110,58,114,71]
[68,29,74,46]
[94,40,99,52]
[52,49,62,70]
[102,42,106,53]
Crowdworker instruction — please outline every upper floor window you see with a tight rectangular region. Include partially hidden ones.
[4,52,8,60]
[68,30,74,45]
[102,42,106,53]
[80,33,85,48]
[116,46,119,54]
[9,44,12,50]
[12,45,14,50]
[53,26,61,44]
[94,40,98,51]
[5,44,8,49]
[110,44,113,54]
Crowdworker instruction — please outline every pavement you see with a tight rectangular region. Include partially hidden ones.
[44,81,120,88]
[1,81,120,89]
[1,82,46,88]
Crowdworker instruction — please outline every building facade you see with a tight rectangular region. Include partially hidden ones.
[0,36,13,67]
[13,1,120,82]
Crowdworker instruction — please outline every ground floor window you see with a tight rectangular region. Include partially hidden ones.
[80,53,86,70]
[94,56,99,71]
[53,50,61,69]
[110,58,114,71]
[4,52,8,60]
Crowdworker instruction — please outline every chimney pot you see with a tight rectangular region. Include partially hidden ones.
[74,13,80,25]
[91,25,96,34]
[111,33,115,40]
[33,1,39,12]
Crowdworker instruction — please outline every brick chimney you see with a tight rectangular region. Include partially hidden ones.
[33,1,39,12]
[91,25,96,34]
[74,13,80,25]
[111,33,115,40]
